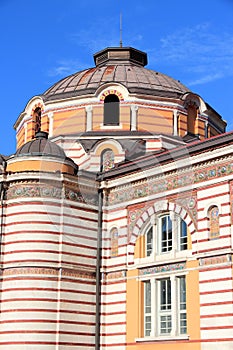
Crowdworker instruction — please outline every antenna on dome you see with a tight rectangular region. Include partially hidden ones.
[119,12,123,47]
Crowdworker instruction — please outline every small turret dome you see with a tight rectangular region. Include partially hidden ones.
[15,131,66,159]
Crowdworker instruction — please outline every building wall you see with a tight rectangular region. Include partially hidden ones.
[0,174,99,349]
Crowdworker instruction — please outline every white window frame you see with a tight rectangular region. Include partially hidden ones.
[142,274,188,341]
[157,212,188,256]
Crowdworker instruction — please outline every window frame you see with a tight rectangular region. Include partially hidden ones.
[142,274,188,340]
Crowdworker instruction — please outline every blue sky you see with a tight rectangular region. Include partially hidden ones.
[1,0,233,155]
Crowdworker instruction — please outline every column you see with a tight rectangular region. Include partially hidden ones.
[85,105,93,132]
[48,112,54,137]
[173,110,179,136]
[130,104,138,131]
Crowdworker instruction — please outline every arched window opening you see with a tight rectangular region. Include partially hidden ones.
[110,227,119,257]
[104,94,120,125]
[208,206,220,239]
[100,149,115,172]
[142,212,188,258]
[187,105,197,135]
[33,107,41,134]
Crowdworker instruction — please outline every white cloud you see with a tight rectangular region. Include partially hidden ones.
[48,59,88,77]
[151,22,233,86]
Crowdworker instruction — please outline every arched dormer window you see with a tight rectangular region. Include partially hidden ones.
[187,104,197,135]
[104,94,120,126]
[33,107,41,134]
[100,149,115,172]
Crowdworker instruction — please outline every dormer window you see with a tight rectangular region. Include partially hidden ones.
[104,94,120,126]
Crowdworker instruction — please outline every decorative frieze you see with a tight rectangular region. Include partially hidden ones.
[7,181,98,205]
[199,254,231,267]
[108,157,233,205]
[139,262,186,276]
[0,266,96,279]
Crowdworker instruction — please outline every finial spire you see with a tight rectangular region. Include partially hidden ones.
[120,13,123,47]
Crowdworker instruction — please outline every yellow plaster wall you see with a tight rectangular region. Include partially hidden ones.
[138,108,173,134]
[93,106,103,130]
[126,269,141,342]
[7,159,74,174]
[134,235,145,259]
[41,114,49,134]
[16,127,25,149]
[53,108,86,136]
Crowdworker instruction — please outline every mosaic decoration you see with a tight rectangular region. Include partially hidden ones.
[7,183,62,200]
[128,204,150,242]
[105,270,126,280]
[102,150,115,172]
[99,89,124,102]
[0,267,95,279]
[199,254,231,266]
[139,262,186,276]
[110,227,119,257]
[208,206,220,239]
[170,191,197,229]
[107,158,233,205]
[7,182,98,205]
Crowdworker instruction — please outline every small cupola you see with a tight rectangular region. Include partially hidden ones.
[94,46,148,67]
[7,131,78,175]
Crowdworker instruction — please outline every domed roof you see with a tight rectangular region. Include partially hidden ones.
[15,131,66,158]
[43,47,190,101]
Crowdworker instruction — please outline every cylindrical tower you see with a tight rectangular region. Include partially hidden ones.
[0,132,98,349]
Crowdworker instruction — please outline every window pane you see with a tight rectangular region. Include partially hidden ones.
[161,215,172,252]
[144,281,151,336]
[160,279,171,310]
[180,219,187,250]
[179,276,186,310]
[146,227,153,256]
[160,315,172,334]
[179,277,187,334]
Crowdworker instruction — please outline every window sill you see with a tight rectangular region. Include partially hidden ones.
[135,335,189,343]
[100,124,122,129]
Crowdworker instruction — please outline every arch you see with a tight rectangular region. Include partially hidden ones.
[127,200,195,265]
[104,94,120,125]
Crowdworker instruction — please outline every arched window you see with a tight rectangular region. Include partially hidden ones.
[187,105,197,135]
[143,213,188,257]
[208,206,220,239]
[104,94,120,125]
[110,227,118,257]
[101,149,115,172]
[33,107,41,134]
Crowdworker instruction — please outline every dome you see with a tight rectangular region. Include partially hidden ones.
[15,131,66,159]
[43,47,190,101]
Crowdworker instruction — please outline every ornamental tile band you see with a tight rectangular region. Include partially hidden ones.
[139,262,186,276]
[7,182,98,205]
[107,158,233,205]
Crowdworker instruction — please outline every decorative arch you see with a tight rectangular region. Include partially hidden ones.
[127,200,195,265]
[100,89,124,102]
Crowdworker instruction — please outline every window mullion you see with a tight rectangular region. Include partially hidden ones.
[170,275,177,336]
[170,213,177,256]
[151,278,156,337]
